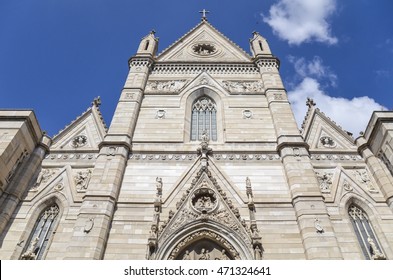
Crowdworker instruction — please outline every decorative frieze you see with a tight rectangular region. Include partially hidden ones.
[128,153,280,161]
[221,80,263,93]
[151,64,259,75]
[310,154,362,161]
[145,80,187,93]
[45,153,98,160]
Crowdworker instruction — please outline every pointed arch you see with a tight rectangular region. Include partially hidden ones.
[339,194,390,260]
[183,86,225,143]
[154,221,254,260]
[12,195,65,260]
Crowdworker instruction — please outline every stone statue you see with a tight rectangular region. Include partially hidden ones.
[367,236,385,259]
[182,250,191,260]
[21,236,39,260]
[156,177,163,193]
[198,248,210,260]
[254,245,262,260]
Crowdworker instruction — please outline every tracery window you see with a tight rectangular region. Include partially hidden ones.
[191,96,217,141]
[348,204,386,260]
[21,204,60,260]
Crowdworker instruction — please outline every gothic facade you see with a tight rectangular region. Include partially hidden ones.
[1,18,393,260]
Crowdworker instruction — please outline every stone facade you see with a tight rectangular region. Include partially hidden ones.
[1,19,393,260]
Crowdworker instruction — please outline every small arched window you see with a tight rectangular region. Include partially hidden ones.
[348,204,386,260]
[191,96,217,141]
[21,204,60,260]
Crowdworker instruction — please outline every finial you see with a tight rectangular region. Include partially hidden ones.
[306,97,316,108]
[92,96,101,107]
[199,9,210,21]
[252,31,260,37]
[150,29,156,35]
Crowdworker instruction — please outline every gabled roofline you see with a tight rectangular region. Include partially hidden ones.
[156,19,252,60]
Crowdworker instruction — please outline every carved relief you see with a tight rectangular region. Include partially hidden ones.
[155,110,166,119]
[353,169,379,193]
[191,186,217,213]
[343,180,353,192]
[30,168,57,192]
[70,135,87,148]
[192,43,217,56]
[242,110,253,119]
[314,218,324,233]
[146,80,186,93]
[222,80,263,93]
[168,230,240,260]
[53,181,64,192]
[315,171,333,193]
[84,218,94,234]
[74,169,92,192]
[320,136,336,148]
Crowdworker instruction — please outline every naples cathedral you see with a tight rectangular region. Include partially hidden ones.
[1,14,393,260]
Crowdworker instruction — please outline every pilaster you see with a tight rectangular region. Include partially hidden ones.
[65,55,153,259]
[357,137,393,208]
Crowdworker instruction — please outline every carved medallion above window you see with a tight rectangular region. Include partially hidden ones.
[191,181,218,213]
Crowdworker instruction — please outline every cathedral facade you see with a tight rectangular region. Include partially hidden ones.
[1,17,393,260]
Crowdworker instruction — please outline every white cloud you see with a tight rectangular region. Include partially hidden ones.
[288,77,387,136]
[262,0,338,45]
[288,55,337,86]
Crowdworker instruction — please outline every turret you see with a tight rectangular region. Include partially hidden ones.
[136,30,159,57]
[250,31,272,57]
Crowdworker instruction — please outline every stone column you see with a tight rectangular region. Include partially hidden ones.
[0,136,51,234]
[65,57,153,259]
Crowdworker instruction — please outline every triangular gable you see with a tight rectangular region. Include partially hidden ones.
[318,166,385,204]
[302,108,356,151]
[26,166,93,203]
[51,100,107,151]
[157,21,252,63]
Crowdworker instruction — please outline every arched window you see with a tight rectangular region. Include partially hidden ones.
[191,96,217,141]
[21,204,60,260]
[348,204,386,260]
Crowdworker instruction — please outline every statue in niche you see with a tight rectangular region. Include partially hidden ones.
[198,248,210,260]
[254,245,262,260]
[74,170,92,191]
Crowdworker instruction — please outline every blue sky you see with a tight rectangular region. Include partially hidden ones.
[1,0,392,137]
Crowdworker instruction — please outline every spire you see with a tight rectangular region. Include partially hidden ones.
[249,31,272,57]
[136,30,159,57]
